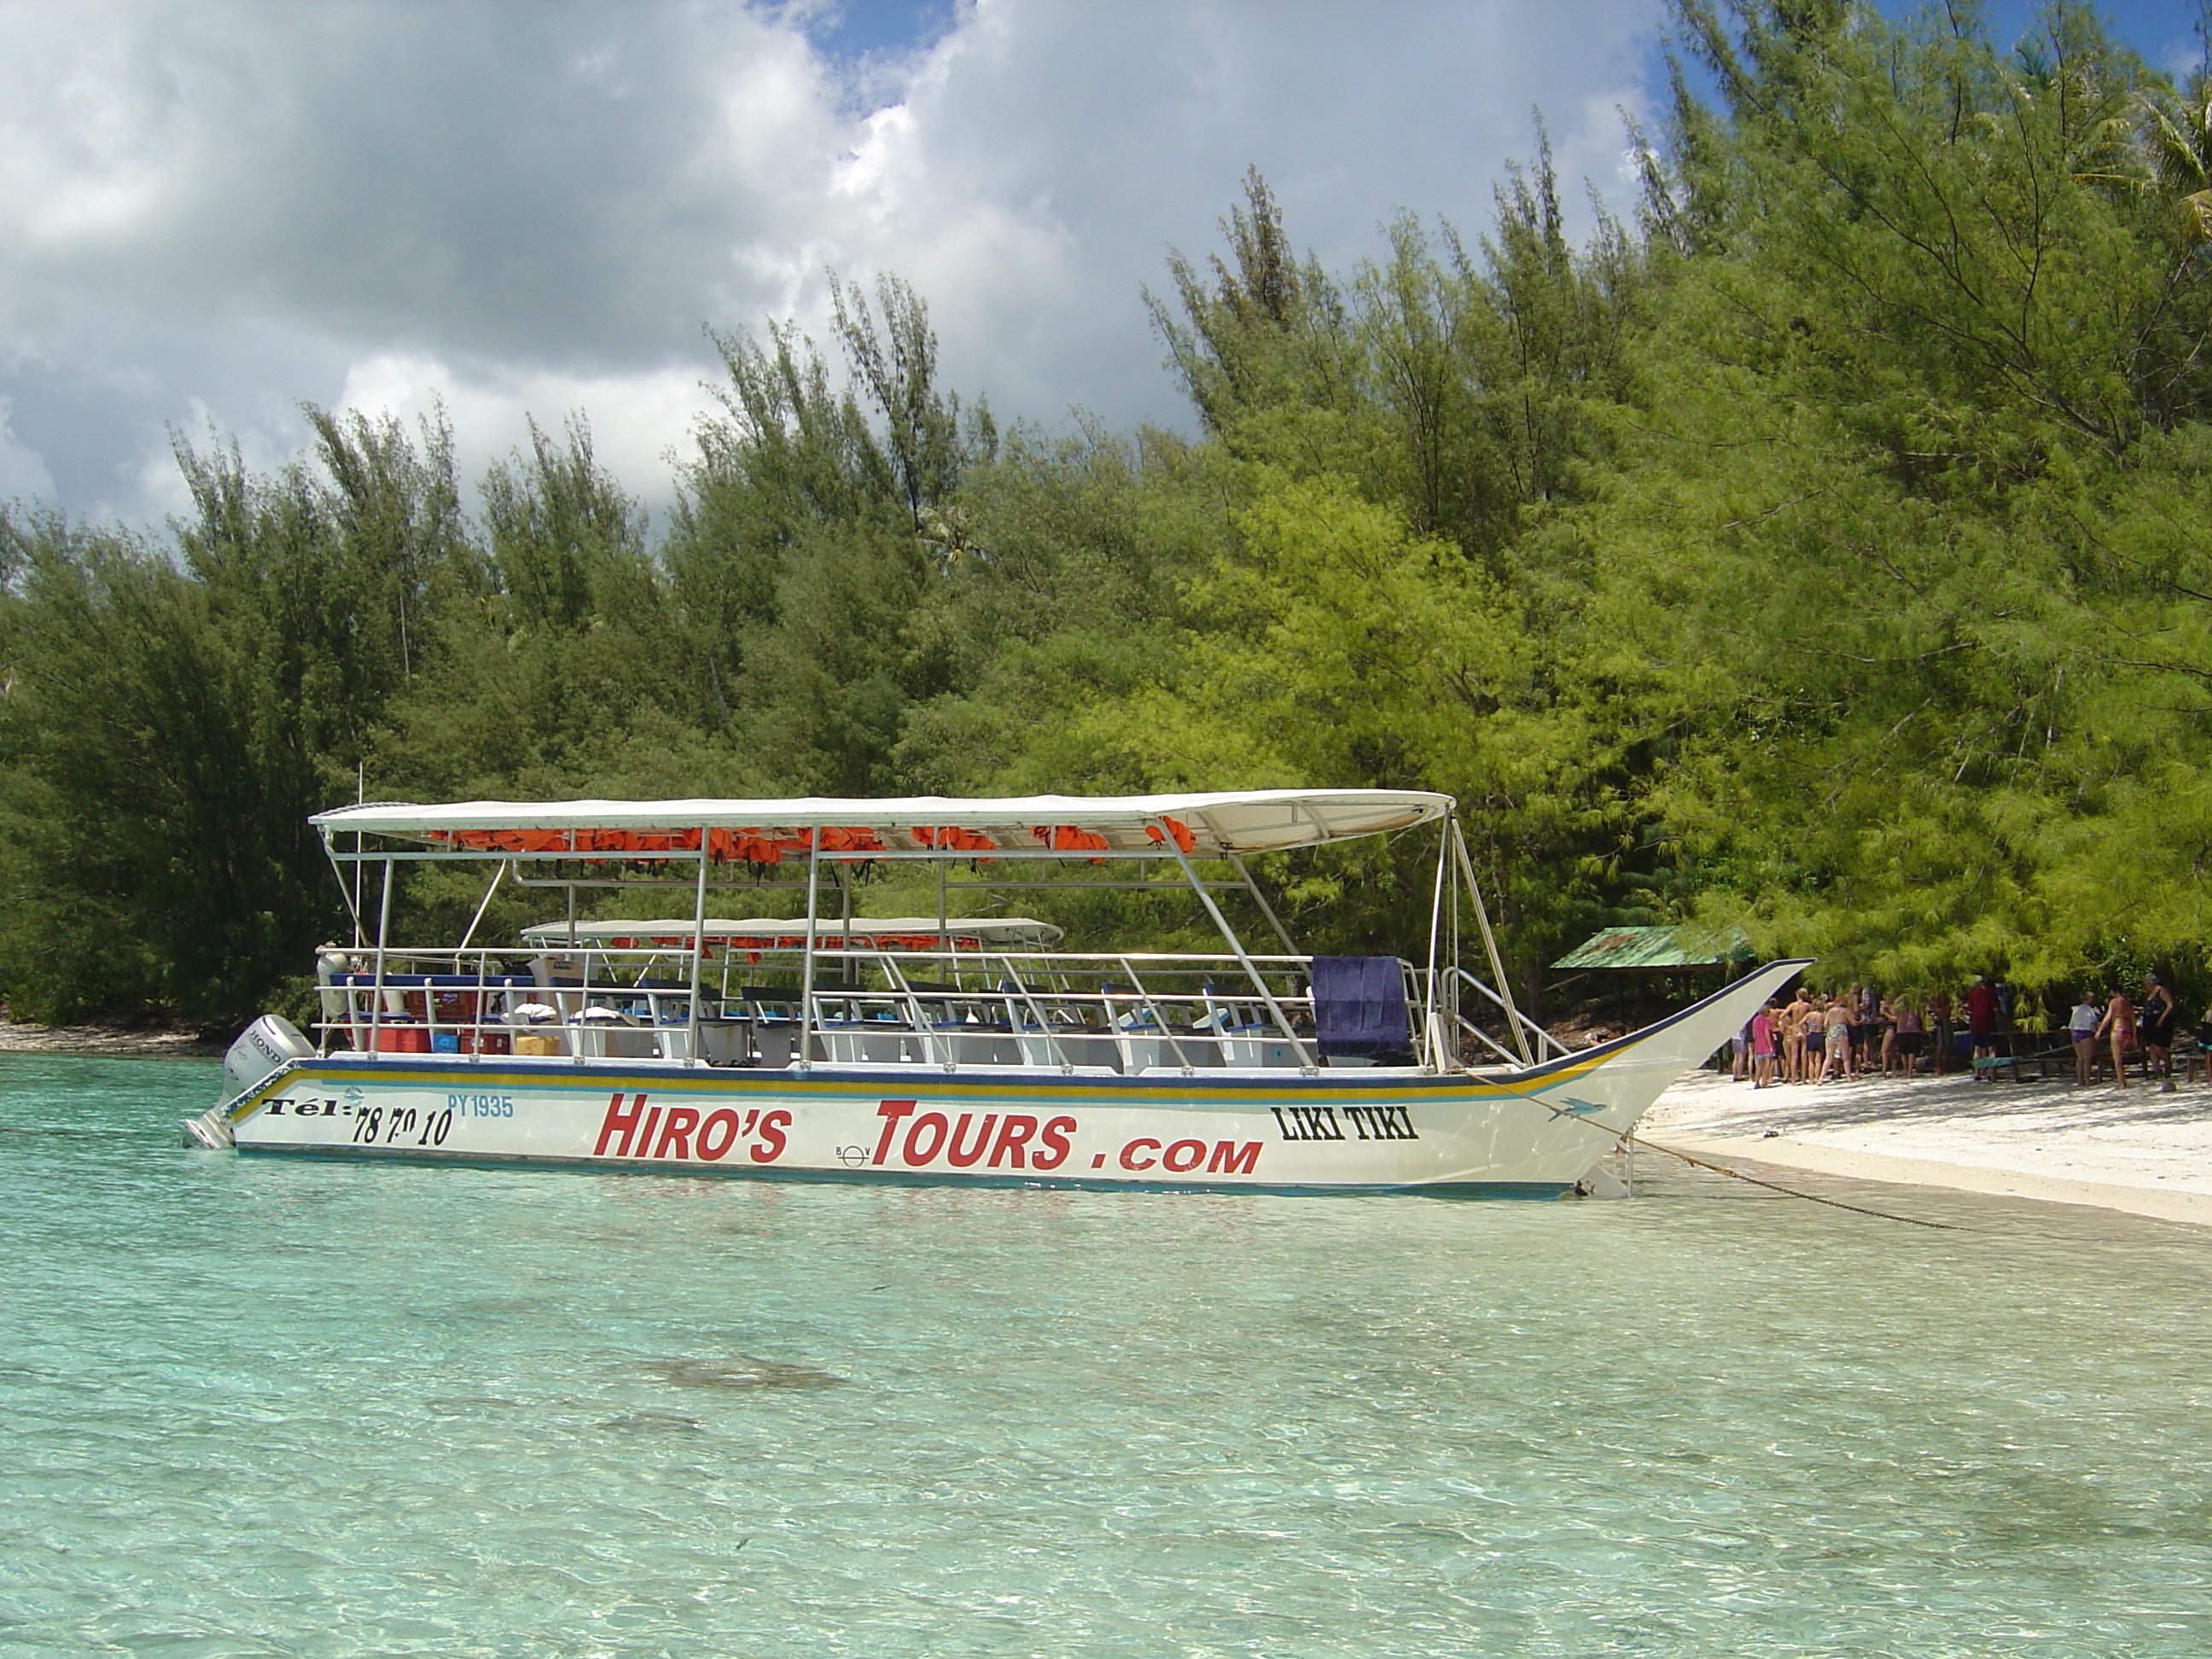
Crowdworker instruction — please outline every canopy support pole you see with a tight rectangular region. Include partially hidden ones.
[878,956,944,1068]
[1448,832,1463,1060]
[320,830,366,946]
[455,859,505,1066]
[456,860,505,953]
[686,832,708,1066]
[1423,820,1449,1072]
[1227,855,1299,956]
[352,762,364,948]
[799,839,820,1073]
[1115,956,1197,1074]
[1156,829,1315,1073]
[370,857,394,1052]
[994,953,1070,1072]
[1452,819,1531,1066]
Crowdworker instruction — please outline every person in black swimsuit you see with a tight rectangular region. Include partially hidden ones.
[2139,971,2178,1092]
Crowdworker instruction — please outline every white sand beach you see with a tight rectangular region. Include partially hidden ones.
[1643,1062,2212,1227]
[0,1016,218,1057]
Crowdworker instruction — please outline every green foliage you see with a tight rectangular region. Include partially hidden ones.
[5,0,2209,1026]
[0,410,474,1022]
[368,415,722,802]
[1589,0,2212,1000]
[662,275,995,795]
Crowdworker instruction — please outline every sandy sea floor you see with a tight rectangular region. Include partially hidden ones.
[1643,1060,2212,1226]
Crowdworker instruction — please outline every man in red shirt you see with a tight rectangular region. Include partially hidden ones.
[1965,975,2001,1080]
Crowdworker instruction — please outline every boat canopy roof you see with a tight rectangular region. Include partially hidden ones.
[519,916,1064,951]
[311,789,1451,859]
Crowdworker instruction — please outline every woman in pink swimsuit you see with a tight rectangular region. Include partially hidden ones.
[2095,987,2135,1090]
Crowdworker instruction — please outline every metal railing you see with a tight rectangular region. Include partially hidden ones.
[1442,964,1570,1064]
[310,944,1438,1074]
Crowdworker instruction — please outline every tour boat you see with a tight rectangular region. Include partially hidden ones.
[186,789,1804,1194]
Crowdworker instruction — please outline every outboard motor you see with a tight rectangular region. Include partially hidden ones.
[223,1014,314,1103]
[185,1013,315,1150]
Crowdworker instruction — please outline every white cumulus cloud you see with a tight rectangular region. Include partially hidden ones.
[0,0,1664,526]
[0,395,57,504]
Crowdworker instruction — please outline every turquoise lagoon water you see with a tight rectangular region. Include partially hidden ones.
[3,1054,2211,1657]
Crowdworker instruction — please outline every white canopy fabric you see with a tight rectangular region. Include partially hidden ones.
[518,917,1064,950]
[311,789,1451,858]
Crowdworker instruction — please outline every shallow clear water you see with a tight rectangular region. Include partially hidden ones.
[4,1055,2211,1656]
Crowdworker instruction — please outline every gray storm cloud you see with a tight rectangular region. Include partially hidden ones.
[0,0,1662,524]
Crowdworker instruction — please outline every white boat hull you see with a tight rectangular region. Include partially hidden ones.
[193,962,1805,1194]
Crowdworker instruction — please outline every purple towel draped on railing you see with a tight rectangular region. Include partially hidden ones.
[1310,956,1412,1060]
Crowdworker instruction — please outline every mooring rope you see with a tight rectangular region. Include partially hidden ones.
[1618,1129,1959,1230]
[1477,1065,1960,1231]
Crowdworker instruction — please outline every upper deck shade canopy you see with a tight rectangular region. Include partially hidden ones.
[311,789,1452,860]
[517,917,1065,951]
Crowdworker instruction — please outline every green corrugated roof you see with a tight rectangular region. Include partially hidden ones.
[1551,925,1752,970]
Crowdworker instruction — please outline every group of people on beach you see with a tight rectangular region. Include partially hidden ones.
[2061,976,2180,1091]
[1732,973,2187,1091]
[1735,987,1926,1088]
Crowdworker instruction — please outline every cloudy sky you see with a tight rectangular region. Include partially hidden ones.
[0,0,2193,529]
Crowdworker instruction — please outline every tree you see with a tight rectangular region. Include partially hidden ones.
[664,279,992,794]
[1591,0,2212,992]
[0,410,474,1021]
